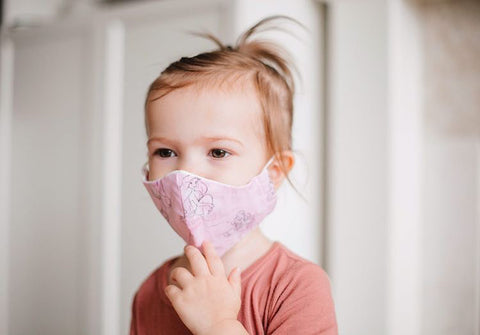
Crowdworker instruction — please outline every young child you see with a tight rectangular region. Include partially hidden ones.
[130,15,338,335]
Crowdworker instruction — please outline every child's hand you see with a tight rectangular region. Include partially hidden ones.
[165,241,244,335]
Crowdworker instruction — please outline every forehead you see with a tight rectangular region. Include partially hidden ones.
[146,83,265,143]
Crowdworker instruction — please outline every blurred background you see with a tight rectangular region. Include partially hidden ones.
[0,0,479,334]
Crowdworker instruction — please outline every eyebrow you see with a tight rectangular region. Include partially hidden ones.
[147,136,244,147]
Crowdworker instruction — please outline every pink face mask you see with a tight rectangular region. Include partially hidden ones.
[141,158,277,256]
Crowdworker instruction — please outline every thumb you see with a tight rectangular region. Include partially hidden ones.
[228,266,242,296]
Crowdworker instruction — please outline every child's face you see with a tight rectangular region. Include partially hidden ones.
[146,84,270,186]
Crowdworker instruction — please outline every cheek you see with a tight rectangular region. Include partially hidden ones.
[216,157,265,186]
[147,158,174,181]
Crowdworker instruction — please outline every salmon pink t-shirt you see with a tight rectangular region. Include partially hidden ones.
[129,241,338,334]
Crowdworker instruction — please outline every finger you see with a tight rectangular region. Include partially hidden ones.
[164,284,182,302]
[169,266,193,289]
[203,240,225,277]
[228,267,242,297]
[184,244,210,276]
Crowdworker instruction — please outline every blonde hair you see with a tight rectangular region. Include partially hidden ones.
[144,15,306,191]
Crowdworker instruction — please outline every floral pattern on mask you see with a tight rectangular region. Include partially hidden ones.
[151,181,171,205]
[151,181,172,221]
[222,210,255,237]
[180,175,215,218]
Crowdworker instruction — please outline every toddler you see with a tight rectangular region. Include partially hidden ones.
[130,15,337,335]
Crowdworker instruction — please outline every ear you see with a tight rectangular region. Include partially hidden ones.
[267,150,295,190]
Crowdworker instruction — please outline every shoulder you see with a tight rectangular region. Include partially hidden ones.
[131,256,178,309]
[265,244,338,334]
[130,257,180,333]
[273,243,333,297]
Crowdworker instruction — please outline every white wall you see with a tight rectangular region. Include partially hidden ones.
[420,1,480,333]
[327,0,388,333]
[326,1,480,334]
[0,31,14,335]
[4,23,93,335]
[4,0,65,25]
[2,0,94,26]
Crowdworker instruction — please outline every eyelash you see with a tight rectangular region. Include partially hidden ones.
[153,148,231,159]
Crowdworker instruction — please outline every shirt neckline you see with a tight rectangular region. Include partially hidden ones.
[240,240,281,280]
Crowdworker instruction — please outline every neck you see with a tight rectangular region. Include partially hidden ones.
[220,226,273,276]
[171,227,274,284]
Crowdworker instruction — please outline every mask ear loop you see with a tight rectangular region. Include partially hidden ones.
[261,156,277,183]
[264,155,276,171]
[141,161,149,180]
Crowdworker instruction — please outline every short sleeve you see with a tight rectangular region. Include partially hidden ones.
[266,262,338,335]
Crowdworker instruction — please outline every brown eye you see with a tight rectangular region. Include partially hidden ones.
[155,148,176,158]
[210,149,229,158]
